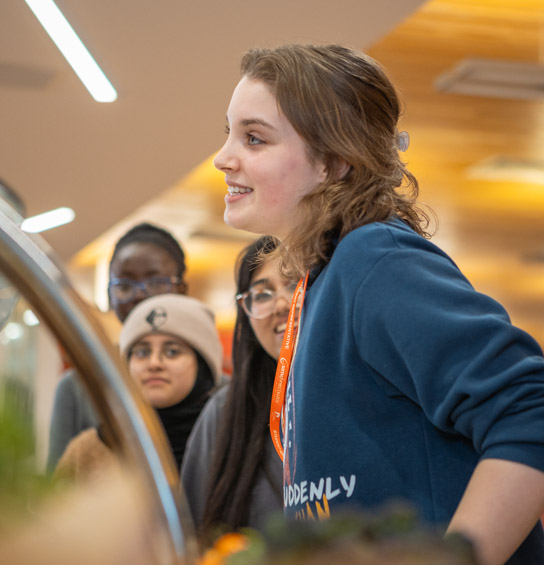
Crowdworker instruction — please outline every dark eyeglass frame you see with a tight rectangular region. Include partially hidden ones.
[108,276,183,304]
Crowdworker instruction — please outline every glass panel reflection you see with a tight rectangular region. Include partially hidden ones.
[0,282,55,525]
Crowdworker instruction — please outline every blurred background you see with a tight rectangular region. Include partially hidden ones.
[2,2,544,554]
[1,0,544,349]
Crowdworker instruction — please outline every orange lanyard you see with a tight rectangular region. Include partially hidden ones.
[270,270,309,461]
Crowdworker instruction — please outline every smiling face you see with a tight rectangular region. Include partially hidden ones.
[247,258,297,360]
[128,334,198,409]
[213,77,327,240]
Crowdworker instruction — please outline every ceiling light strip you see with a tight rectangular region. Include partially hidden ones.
[21,207,75,233]
[25,0,117,103]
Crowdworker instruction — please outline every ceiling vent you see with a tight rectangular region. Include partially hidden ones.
[435,58,544,101]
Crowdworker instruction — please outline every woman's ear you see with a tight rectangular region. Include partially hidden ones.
[326,158,351,182]
[336,158,351,181]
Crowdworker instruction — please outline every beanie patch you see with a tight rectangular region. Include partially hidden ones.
[145,307,167,330]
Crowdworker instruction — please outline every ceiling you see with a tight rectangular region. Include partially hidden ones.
[367,0,544,343]
[0,0,425,330]
[3,0,544,345]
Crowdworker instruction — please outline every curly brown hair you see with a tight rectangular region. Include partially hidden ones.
[240,44,431,279]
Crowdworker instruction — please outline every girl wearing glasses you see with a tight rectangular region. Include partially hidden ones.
[182,236,294,538]
[213,44,544,564]
[54,293,222,481]
[48,223,188,470]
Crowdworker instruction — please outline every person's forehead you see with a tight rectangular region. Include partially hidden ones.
[250,258,282,286]
[228,77,280,123]
[111,243,176,274]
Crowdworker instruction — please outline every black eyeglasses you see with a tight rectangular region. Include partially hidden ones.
[236,285,299,320]
[108,276,183,304]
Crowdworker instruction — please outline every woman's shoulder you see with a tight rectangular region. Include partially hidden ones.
[327,219,414,271]
[342,218,422,248]
[55,368,82,398]
[335,218,448,266]
[62,427,101,451]
[54,369,94,410]
[206,383,230,410]
[53,428,117,483]
[181,384,231,475]
[321,218,460,294]
[190,383,230,431]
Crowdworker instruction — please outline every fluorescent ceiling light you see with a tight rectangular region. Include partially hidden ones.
[22,207,75,233]
[466,156,544,185]
[25,0,117,103]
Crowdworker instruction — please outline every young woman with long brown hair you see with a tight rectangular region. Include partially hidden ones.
[213,44,544,565]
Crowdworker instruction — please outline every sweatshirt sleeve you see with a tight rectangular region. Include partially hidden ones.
[352,240,544,472]
[180,386,228,528]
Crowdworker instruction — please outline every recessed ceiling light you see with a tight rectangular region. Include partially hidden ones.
[24,0,117,103]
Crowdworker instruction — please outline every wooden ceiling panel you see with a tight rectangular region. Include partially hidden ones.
[369,0,544,344]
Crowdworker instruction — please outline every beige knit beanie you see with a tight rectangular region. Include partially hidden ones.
[119,294,222,382]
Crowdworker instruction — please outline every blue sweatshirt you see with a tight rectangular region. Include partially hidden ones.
[283,218,544,563]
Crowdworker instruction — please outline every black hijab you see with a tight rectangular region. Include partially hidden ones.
[155,351,214,469]
[98,351,215,470]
